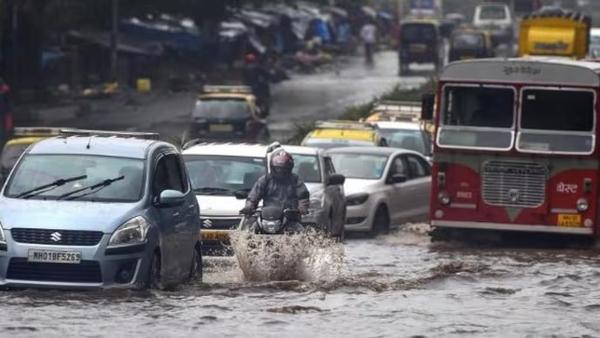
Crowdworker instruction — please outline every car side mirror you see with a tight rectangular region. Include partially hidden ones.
[234,190,249,200]
[284,209,301,222]
[388,174,407,184]
[421,93,435,121]
[327,174,345,186]
[158,189,186,207]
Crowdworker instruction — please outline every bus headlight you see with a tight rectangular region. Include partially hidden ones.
[438,191,450,206]
[577,198,589,212]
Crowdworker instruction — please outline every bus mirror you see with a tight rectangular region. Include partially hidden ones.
[421,94,435,121]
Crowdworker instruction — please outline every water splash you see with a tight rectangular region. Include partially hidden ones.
[230,229,344,282]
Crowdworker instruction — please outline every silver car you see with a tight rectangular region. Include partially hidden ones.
[282,145,346,239]
[0,130,202,289]
[326,147,431,235]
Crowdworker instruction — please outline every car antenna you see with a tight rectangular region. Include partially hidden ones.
[86,135,94,149]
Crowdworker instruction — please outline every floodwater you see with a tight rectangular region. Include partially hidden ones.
[1,224,599,338]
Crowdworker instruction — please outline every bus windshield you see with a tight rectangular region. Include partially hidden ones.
[518,89,595,154]
[438,86,515,150]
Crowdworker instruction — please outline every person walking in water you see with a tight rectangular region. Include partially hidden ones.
[360,20,377,65]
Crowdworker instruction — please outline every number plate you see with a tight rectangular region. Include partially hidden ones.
[27,249,81,264]
[558,214,581,227]
[209,124,234,132]
[201,230,230,241]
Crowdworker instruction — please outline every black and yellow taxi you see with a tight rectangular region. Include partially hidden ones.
[398,19,445,75]
[188,85,269,142]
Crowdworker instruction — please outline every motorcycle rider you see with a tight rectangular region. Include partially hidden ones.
[240,148,309,232]
[241,53,271,115]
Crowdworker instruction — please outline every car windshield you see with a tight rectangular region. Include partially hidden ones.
[303,138,375,149]
[479,5,507,20]
[452,33,484,49]
[329,153,388,180]
[1,143,30,170]
[184,155,265,195]
[193,99,249,119]
[518,89,595,154]
[291,154,321,183]
[438,86,515,149]
[5,155,144,202]
[379,129,428,155]
[401,24,436,42]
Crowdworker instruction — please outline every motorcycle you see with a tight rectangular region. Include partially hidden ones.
[239,206,304,235]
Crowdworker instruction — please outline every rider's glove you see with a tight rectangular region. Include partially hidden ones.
[239,206,255,215]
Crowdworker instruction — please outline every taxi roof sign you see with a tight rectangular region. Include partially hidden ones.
[202,85,252,94]
[314,120,374,131]
[368,101,422,122]
[14,127,64,137]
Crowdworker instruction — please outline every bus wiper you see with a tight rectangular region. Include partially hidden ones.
[57,175,125,201]
[16,175,88,199]
[193,187,233,195]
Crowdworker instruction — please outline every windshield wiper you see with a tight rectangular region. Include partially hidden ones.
[16,175,88,199]
[193,187,233,195]
[57,175,125,201]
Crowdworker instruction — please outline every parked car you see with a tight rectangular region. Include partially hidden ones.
[278,145,346,240]
[473,3,514,46]
[373,121,432,162]
[0,127,63,183]
[301,120,387,149]
[326,147,431,235]
[183,142,267,255]
[0,130,202,289]
[188,85,269,143]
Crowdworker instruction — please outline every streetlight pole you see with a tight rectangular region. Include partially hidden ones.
[110,0,119,82]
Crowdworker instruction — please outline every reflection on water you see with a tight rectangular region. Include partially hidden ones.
[1,224,600,337]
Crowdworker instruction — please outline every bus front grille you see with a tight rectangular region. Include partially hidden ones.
[482,161,547,208]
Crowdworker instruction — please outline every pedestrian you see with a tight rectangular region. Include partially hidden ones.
[360,20,377,65]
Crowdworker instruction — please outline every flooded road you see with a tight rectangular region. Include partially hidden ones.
[2,225,599,337]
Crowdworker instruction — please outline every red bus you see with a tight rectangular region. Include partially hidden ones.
[424,58,600,238]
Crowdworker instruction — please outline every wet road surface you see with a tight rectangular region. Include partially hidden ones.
[1,225,599,337]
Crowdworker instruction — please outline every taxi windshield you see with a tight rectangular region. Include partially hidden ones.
[6,155,145,202]
[193,99,250,119]
[452,33,484,49]
[184,155,265,195]
[379,129,428,154]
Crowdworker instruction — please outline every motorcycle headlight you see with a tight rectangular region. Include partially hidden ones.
[346,193,369,206]
[108,216,150,247]
[260,220,282,234]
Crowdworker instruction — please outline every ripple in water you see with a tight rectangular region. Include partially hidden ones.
[229,230,344,282]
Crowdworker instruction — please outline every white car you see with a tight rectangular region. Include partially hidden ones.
[373,121,432,161]
[183,143,267,255]
[473,3,513,46]
[279,145,346,239]
[326,147,431,234]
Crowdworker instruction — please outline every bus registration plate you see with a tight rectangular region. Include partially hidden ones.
[558,214,581,227]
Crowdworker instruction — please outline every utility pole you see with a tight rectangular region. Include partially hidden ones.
[110,0,119,82]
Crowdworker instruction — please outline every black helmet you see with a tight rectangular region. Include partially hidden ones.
[270,149,294,180]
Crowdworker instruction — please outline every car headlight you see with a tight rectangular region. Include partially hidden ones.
[108,216,150,247]
[577,198,589,212]
[309,191,325,210]
[346,193,369,206]
[0,222,5,244]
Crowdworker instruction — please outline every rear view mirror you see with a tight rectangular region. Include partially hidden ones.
[421,93,435,121]
[388,174,407,184]
[234,190,249,200]
[158,190,186,207]
[327,174,345,186]
[284,209,301,222]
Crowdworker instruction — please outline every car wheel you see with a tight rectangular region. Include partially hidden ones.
[149,251,163,290]
[372,206,390,236]
[189,244,203,282]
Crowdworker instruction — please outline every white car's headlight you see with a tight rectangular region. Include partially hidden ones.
[108,216,150,247]
[0,222,5,244]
